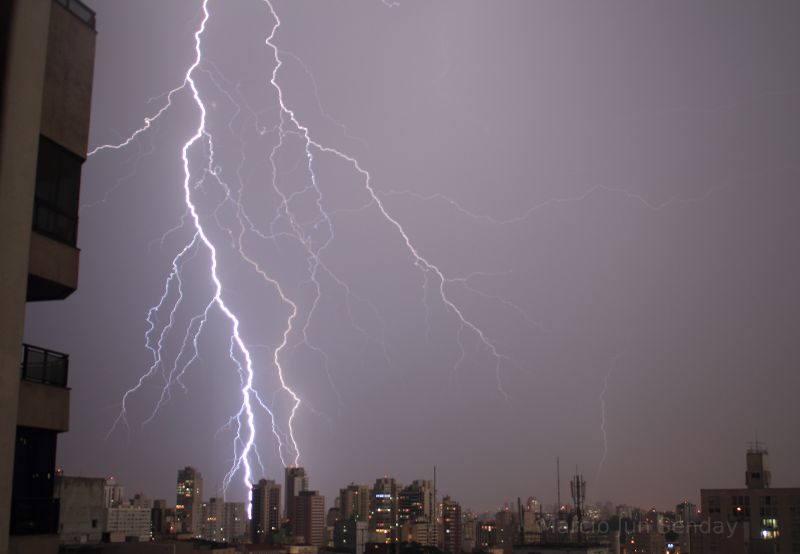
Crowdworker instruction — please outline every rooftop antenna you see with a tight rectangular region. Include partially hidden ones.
[570,470,586,544]
[556,457,561,542]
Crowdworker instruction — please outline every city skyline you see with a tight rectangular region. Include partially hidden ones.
[23,0,800,515]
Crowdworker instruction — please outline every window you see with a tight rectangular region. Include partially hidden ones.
[33,136,82,246]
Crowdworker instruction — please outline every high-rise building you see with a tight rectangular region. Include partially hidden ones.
[201,497,246,543]
[151,499,177,536]
[176,466,203,536]
[461,510,477,553]
[441,497,462,554]
[695,446,800,554]
[200,497,223,542]
[340,483,371,523]
[0,1,97,553]
[398,480,433,524]
[222,501,247,543]
[251,478,281,544]
[294,490,326,547]
[103,476,124,509]
[476,521,497,551]
[370,477,399,541]
[285,466,308,534]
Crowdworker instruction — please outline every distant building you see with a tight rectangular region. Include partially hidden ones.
[252,479,281,544]
[223,501,247,543]
[335,518,369,553]
[103,477,124,508]
[477,521,497,551]
[176,466,203,536]
[462,510,477,553]
[294,490,326,547]
[201,497,224,542]
[0,1,97,553]
[151,499,176,536]
[370,477,398,541]
[696,446,800,554]
[442,497,462,554]
[398,480,433,524]
[401,519,437,547]
[494,509,518,554]
[54,476,105,545]
[341,484,371,523]
[285,467,309,535]
[105,501,151,542]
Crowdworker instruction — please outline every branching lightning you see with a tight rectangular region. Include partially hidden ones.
[94,0,517,508]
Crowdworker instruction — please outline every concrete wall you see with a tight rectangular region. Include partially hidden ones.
[39,0,96,158]
[55,476,106,545]
[0,2,52,552]
[27,230,80,298]
[16,380,70,432]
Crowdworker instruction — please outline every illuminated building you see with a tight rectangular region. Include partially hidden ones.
[442,496,462,554]
[476,521,497,550]
[251,478,281,544]
[370,477,399,541]
[285,466,309,535]
[694,445,800,554]
[0,1,96,553]
[294,490,326,547]
[176,466,203,536]
[398,480,433,524]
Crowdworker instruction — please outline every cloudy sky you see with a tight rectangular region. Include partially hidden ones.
[26,0,800,513]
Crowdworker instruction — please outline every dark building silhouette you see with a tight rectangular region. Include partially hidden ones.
[251,478,281,544]
[0,1,96,553]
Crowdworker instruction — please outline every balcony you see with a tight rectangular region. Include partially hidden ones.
[20,344,69,388]
[17,345,70,432]
[9,497,60,535]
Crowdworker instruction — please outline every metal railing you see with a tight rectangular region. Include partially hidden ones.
[54,0,96,30]
[9,497,60,535]
[20,344,69,388]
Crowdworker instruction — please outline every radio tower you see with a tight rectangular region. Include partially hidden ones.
[570,471,586,543]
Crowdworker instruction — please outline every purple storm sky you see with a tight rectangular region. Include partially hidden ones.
[25,0,800,513]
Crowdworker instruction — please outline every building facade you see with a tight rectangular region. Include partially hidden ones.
[294,490,326,547]
[252,479,281,544]
[697,447,800,554]
[442,497,462,554]
[176,466,203,536]
[370,477,399,541]
[285,467,309,535]
[341,484,371,523]
[0,1,96,553]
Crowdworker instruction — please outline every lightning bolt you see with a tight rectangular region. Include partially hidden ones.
[596,351,626,480]
[94,0,518,514]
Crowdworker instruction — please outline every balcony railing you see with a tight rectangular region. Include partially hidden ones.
[10,497,60,535]
[20,344,69,388]
[54,0,96,30]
